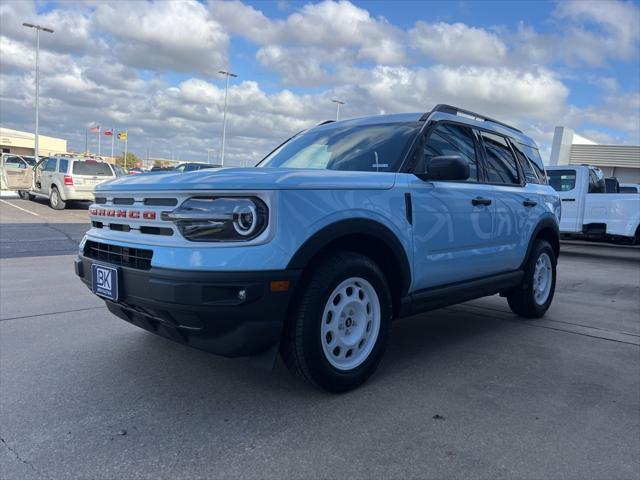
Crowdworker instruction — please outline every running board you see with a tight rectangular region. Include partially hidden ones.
[399,271,523,318]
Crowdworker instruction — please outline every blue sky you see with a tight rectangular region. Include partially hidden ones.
[1,0,638,164]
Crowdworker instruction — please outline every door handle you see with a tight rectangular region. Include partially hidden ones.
[472,197,492,206]
[562,198,576,202]
[523,199,537,207]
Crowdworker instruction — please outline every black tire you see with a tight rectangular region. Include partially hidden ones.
[18,190,35,200]
[280,251,392,393]
[507,240,556,318]
[49,186,66,210]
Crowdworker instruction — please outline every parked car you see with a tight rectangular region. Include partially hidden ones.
[75,104,561,392]
[17,155,116,209]
[112,164,127,177]
[547,165,640,244]
[173,162,218,172]
[127,167,146,175]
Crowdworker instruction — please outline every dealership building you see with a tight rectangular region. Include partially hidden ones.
[0,127,67,157]
[549,126,640,183]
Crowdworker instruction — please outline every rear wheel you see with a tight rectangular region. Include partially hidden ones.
[507,240,556,318]
[49,187,66,210]
[281,251,392,393]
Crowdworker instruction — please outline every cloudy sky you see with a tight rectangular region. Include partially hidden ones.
[1,0,639,165]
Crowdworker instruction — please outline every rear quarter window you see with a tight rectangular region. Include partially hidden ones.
[58,159,69,173]
[72,161,113,176]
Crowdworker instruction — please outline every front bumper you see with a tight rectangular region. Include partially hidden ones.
[75,255,301,357]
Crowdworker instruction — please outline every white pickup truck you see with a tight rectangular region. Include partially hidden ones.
[546,165,640,244]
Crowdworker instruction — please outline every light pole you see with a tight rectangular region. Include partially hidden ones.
[22,22,54,160]
[332,99,345,121]
[218,70,237,166]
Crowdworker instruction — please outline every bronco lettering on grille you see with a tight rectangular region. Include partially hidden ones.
[90,208,157,220]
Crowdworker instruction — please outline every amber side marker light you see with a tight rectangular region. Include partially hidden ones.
[270,280,290,292]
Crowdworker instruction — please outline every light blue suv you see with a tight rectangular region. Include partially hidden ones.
[75,104,560,392]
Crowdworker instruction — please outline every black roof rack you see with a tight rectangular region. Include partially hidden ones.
[420,104,523,134]
[316,120,335,126]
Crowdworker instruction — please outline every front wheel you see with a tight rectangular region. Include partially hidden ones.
[281,251,392,393]
[507,240,556,318]
[49,187,66,210]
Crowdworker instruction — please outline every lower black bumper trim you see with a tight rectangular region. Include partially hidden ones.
[75,255,301,357]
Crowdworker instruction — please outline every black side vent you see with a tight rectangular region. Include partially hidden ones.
[113,198,135,205]
[94,197,107,204]
[84,241,153,270]
[144,198,178,206]
[92,221,104,228]
[109,223,131,232]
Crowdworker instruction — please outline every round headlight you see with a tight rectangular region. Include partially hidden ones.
[233,203,258,236]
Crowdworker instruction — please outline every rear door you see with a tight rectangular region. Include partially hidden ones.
[71,160,115,192]
[41,157,58,194]
[547,168,582,232]
[408,122,495,289]
[477,131,529,272]
[1,155,33,190]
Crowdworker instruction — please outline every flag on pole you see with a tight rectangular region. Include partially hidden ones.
[104,129,113,136]
[117,131,127,140]
[89,126,100,134]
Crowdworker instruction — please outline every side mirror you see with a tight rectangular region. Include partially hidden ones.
[418,155,470,181]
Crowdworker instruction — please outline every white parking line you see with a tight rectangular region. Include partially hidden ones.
[0,199,41,217]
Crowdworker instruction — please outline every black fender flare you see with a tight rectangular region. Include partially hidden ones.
[521,215,560,268]
[286,218,412,296]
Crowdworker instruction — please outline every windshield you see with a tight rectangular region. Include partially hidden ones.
[259,122,420,172]
[72,160,114,176]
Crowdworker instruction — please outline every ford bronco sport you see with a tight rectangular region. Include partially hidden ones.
[75,104,561,392]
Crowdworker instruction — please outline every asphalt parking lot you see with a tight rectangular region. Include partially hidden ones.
[1,198,639,480]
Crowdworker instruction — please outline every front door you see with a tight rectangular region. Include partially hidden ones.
[547,168,581,232]
[1,156,33,190]
[408,122,495,291]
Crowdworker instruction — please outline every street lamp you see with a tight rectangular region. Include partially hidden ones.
[23,22,54,160]
[332,99,345,121]
[218,70,237,166]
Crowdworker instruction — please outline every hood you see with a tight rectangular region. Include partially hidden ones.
[97,167,397,192]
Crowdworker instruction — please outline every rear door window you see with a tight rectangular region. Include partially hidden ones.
[72,161,113,176]
[44,159,57,172]
[547,170,576,192]
[479,132,520,185]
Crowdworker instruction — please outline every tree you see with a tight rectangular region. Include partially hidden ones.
[115,152,141,169]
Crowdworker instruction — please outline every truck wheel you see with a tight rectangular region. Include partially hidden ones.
[507,240,556,318]
[281,251,392,393]
[49,187,66,210]
[18,190,35,200]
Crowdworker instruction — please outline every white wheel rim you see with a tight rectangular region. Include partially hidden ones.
[51,190,58,206]
[533,253,552,305]
[320,277,381,371]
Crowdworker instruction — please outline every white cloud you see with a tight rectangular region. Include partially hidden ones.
[94,0,229,75]
[410,22,507,65]
[554,0,640,65]
[209,0,406,85]
[0,0,98,54]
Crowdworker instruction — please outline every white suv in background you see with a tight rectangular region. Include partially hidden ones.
[19,155,116,209]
